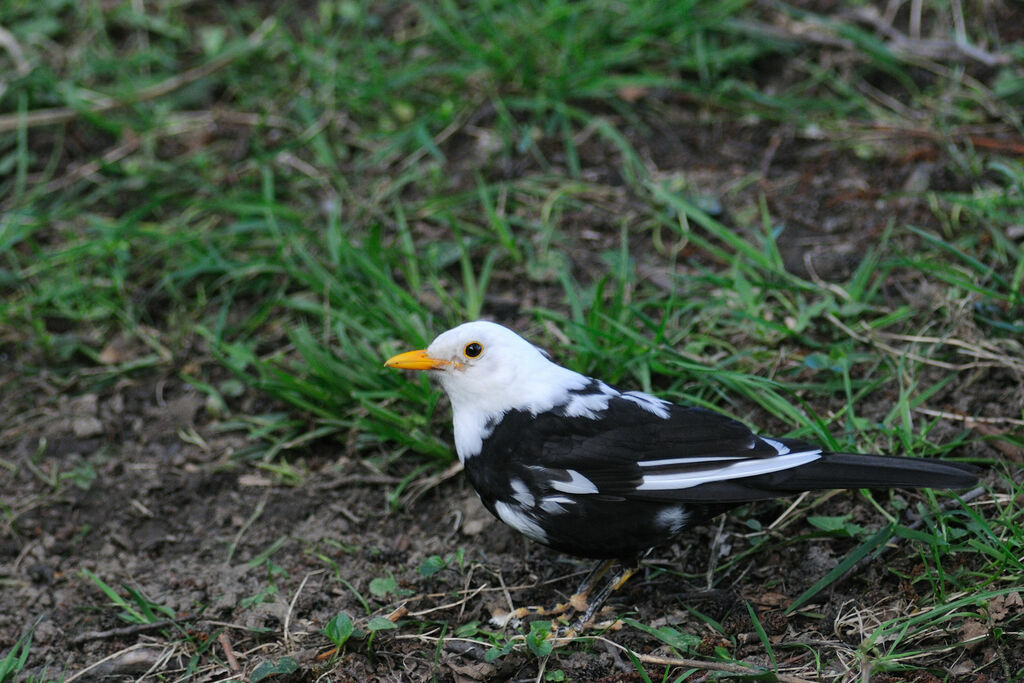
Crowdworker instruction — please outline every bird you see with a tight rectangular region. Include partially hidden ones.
[385,320,978,634]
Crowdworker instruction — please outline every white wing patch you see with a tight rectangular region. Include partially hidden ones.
[494,501,547,543]
[510,478,535,508]
[621,391,671,419]
[550,469,599,494]
[561,382,618,419]
[638,455,746,468]
[759,437,791,455]
[638,451,822,490]
[539,496,574,514]
[560,385,672,420]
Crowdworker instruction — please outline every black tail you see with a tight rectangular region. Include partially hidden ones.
[763,453,979,492]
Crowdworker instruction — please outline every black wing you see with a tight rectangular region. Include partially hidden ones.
[477,396,974,505]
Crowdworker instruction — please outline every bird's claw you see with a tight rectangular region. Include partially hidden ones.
[489,599,574,628]
[551,614,622,641]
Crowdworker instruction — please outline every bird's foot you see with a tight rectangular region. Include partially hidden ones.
[569,591,590,612]
[489,601,572,628]
[490,558,640,640]
[489,601,617,637]
[551,612,622,640]
[489,580,605,627]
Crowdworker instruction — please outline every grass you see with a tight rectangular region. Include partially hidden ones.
[2,0,1023,680]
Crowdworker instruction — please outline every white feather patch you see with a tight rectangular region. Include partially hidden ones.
[539,496,574,514]
[638,451,822,490]
[550,469,599,494]
[638,455,746,468]
[621,391,671,419]
[511,478,535,508]
[759,437,791,455]
[494,501,547,543]
[562,396,607,419]
[453,411,491,462]
[655,506,689,534]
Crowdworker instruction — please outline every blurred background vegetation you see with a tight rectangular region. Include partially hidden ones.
[3,0,1021,462]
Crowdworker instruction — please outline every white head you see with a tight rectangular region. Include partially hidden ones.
[385,321,588,459]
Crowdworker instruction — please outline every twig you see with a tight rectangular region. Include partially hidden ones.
[458,563,477,623]
[360,571,584,608]
[914,407,1024,427]
[0,18,276,133]
[731,12,1012,68]
[592,635,817,683]
[398,625,817,681]
[824,312,997,372]
[218,632,241,674]
[386,605,409,622]
[405,584,486,617]
[767,491,810,530]
[535,654,550,683]
[335,504,363,525]
[873,331,1024,373]
[64,644,167,683]
[70,618,186,645]
[845,6,1011,67]
[496,568,516,616]
[643,653,814,683]
[402,460,464,505]
[284,570,321,650]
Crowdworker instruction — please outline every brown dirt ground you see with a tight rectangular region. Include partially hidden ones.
[1,354,1018,682]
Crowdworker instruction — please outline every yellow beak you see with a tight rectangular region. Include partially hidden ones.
[384,349,456,371]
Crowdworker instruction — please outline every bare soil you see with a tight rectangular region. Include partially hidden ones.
[2,356,1017,682]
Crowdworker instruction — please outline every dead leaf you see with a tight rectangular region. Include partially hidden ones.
[447,659,496,682]
[960,619,988,651]
[987,591,1022,622]
[756,591,791,607]
[971,423,1024,463]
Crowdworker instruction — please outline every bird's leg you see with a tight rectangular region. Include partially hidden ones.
[558,560,640,637]
[567,558,616,612]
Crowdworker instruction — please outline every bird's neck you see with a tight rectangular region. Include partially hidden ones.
[448,364,591,463]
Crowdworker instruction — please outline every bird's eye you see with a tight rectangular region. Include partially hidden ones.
[464,342,483,358]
